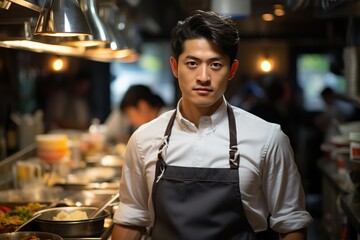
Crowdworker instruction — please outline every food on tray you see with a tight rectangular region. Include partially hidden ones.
[20,236,41,240]
[0,203,43,233]
[53,210,88,220]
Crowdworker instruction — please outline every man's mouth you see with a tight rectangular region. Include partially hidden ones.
[194,87,212,94]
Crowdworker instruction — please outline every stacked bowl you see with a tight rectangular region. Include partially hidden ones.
[36,134,69,164]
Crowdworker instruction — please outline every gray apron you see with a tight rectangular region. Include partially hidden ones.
[151,104,257,240]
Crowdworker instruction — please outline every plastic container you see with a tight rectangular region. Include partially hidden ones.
[349,132,360,162]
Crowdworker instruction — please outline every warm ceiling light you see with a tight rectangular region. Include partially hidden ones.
[262,13,274,21]
[34,0,92,37]
[52,57,64,71]
[260,59,273,72]
[274,4,284,9]
[0,18,85,55]
[82,1,134,62]
[274,8,285,16]
[63,0,112,47]
[84,47,132,61]
[118,52,140,63]
[2,40,83,55]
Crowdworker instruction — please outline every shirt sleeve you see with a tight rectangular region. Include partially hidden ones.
[262,125,313,233]
[113,132,151,227]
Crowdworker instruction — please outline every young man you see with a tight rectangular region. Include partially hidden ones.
[112,10,312,240]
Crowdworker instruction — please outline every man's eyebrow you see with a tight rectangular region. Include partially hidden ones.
[184,55,224,61]
[184,55,200,61]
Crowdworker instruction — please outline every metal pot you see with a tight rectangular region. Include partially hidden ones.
[0,231,63,240]
[34,206,110,238]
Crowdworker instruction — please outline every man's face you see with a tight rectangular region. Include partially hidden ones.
[170,38,238,113]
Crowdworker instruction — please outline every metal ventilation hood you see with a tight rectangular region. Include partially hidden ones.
[0,0,137,62]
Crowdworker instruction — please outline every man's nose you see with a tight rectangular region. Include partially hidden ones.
[197,65,210,82]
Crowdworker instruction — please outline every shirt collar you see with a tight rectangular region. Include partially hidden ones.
[175,97,228,132]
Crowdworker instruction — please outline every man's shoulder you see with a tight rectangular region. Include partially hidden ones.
[231,105,271,123]
[230,105,282,134]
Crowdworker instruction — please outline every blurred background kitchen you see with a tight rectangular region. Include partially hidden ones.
[0,0,359,239]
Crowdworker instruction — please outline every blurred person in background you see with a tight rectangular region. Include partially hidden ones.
[104,84,170,143]
[249,77,293,145]
[315,86,355,141]
[119,84,169,129]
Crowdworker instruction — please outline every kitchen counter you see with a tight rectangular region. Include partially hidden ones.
[341,192,360,238]
[318,157,360,239]
[317,158,356,240]
[317,158,355,194]
[0,138,122,238]
[0,146,121,240]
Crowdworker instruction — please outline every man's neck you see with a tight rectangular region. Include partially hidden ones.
[179,98,224,127]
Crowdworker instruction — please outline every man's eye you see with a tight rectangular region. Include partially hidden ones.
[186,61,197,68]
[211,62,222,69]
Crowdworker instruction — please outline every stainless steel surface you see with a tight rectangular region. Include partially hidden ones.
[35,206,110,238]
[0,144,36,190]
[34,0,91,37]
[68,0,112,46]
[0,232,63,240]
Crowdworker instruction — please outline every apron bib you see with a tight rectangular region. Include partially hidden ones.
[151,105,257,240]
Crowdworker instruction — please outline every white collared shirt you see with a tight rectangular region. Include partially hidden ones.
[113,98,313,233]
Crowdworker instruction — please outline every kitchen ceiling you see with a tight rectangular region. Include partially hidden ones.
[123,0,349,41]
[0,0,353,42]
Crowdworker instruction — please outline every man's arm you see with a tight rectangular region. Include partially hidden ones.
[280,228,307,240]
[111,223,146,240]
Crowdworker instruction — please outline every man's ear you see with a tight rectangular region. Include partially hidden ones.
[229,60,239,80]
[170,56,178,78]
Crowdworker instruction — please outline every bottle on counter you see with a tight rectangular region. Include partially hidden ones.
[350,132,360,162]
[87,118,106,155]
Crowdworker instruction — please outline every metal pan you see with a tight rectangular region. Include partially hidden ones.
[0,231,63,240]
[34,206,110,238]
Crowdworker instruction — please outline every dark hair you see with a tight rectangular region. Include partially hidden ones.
[170,10,240,63]
[321,86,334,97]
[120,84,165,112]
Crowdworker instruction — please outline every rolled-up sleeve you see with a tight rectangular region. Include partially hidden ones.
[113,133,151,227]
[262,125,313,233]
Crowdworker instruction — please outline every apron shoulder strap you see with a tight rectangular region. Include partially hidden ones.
[227,104,240,169]
[157,110,177,161]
